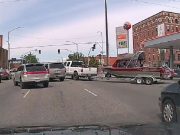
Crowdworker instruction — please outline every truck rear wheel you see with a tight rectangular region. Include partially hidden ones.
[43,82,49,88]
[73,72,79,80]
[88,77,93,81]
[59,77,65,82]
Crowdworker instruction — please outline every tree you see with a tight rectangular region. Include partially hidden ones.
[68,52,85,61]
[23,53,39,63]
[89,56,99,67]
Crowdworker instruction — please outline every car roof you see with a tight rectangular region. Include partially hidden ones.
[42,62,63,64]
[23,63,44,66]
[66,61,83,62]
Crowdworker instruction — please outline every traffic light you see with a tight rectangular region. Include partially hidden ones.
[58,49,60,54]
[92,44,96,51]
[39,50,41,54]
[93,44,96,49]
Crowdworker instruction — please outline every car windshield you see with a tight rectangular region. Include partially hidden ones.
[49,63,64,69]
[26,64,46,72]
[1,0,180,134]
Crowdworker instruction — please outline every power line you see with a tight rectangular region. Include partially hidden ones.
[12,34,99,41]
[131,0,180,9]
[10,42,102,49]
[0,0,27,4]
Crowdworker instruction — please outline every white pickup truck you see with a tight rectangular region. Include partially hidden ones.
[64,61,97,80]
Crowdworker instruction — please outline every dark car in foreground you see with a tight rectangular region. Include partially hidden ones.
[159,80,180,123]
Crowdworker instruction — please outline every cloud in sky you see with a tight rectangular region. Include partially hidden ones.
[1,0,180,62]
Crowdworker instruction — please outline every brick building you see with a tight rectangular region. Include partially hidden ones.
[0,35,8,69]
[95,55,117,66]
[133,11,180,68]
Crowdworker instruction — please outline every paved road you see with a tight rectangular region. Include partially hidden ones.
[0,78,177,128]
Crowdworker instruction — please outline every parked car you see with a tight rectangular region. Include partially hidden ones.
[44,62,66,81]
[10,68,17,78]
[159,80,180,123]
[64,61,97,81]
[13,63,49,89]
[0,69,11,80]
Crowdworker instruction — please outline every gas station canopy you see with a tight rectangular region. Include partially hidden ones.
[144,32,180,68]
[145,32,180,49]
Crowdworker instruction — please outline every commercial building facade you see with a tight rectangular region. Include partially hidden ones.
[133,11,180,68]
[0,35,8,69]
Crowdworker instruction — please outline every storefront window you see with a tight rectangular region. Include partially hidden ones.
[176,26,179,32]
[178,54,180,61]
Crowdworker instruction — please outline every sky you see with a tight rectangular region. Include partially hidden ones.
[1,0,180,62]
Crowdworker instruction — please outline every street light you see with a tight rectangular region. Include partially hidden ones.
[7,27,23,69]
[66,41,79,53]
[66,41,79,60]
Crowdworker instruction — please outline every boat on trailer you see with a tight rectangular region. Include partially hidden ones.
[103,51,176,85]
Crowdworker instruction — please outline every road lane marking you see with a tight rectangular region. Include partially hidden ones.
[23,90,31,98]
[84,89,97,97]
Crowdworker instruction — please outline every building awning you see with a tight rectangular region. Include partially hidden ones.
[145,32,180,49]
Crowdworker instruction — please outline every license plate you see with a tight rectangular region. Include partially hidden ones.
[56,70,61,73]
[34,77,40,80]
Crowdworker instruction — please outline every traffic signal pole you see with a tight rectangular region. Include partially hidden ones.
[105,0,109,66]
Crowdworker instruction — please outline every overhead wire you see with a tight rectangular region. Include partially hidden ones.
[0,0,27,4]
[10,41,103,49]
[131,0,180,9]
[12,34,100,41]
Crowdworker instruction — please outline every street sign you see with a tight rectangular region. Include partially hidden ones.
[116,27,128,48]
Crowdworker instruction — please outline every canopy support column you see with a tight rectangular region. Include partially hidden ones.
[170,46,174,69]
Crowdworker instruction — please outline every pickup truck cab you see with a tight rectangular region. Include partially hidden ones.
[64,61,97,80]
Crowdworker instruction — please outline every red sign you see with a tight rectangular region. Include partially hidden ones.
[118,34,127,40]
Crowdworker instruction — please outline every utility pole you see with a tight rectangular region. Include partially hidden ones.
[7,27,22,69]
[97,31,104,65]
[105,0,109,66]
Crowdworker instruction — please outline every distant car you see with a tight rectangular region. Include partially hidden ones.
[0,74,1,83]
[10,68,17,78]
[44,62,66,81]
[159,80,180,123]
[0,69,11,80]
[13,64,49,89]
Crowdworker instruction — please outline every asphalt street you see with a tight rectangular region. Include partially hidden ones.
[0,78,177,128]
